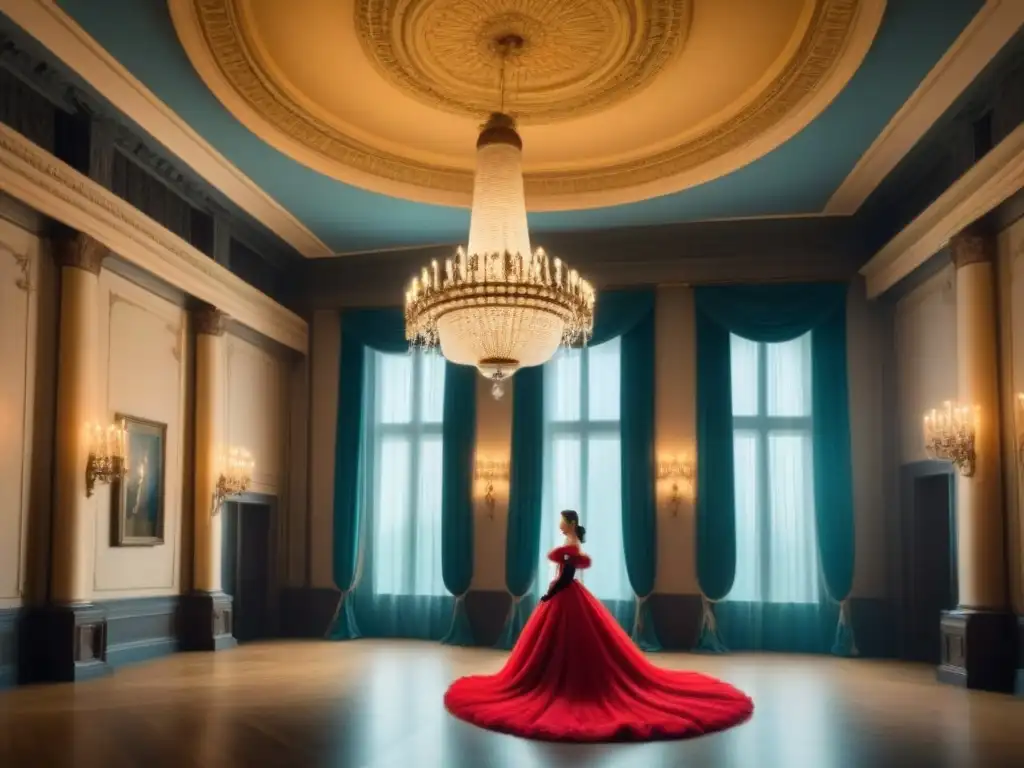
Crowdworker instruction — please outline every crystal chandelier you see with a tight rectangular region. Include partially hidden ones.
[404,37,595,399]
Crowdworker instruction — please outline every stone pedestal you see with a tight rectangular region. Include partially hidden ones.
[18,604,111,683]
[178,592,237,652]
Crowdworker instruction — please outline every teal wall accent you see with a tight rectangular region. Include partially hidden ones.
[50,0,984,253]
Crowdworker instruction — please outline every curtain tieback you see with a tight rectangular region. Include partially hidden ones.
[632,593,649,633]
[699,593,719,632]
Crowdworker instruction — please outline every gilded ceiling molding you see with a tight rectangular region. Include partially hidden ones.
[356,0,691,123]
[861,120,1024,298]
[0,122,309,354]
[172,0,883,210]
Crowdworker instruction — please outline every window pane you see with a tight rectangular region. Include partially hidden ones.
[376,352,413,424]
[587,336,620,421]
[583,435,630,601]
[730,335,759,417]
[547,348,581,422]
[540,436,581,583]
[766,432,819,603]
[418,351,447,424]
[372,436,411,594]
[729,430,761,602]
[766,333,812,417]
[413,435,446,596]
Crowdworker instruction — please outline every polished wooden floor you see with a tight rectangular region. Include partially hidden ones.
[1,641,1023,768]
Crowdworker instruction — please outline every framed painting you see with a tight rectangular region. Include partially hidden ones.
[111,414,167,547]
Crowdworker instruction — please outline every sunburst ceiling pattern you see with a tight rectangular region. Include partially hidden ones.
[48,0,988,253]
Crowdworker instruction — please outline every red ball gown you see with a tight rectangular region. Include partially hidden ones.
[444,544,754,742]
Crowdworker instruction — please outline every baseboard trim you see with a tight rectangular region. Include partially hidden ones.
[0,606,16,689]
[106,637,179,668]
[98,596,179,669]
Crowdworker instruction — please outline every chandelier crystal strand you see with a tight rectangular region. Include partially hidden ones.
[404,114,594,399]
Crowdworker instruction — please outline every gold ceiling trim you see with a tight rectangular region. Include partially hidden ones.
[181,0,866,206]
[356,0,691,124]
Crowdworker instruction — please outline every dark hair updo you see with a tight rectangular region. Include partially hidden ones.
[561,510,587,544]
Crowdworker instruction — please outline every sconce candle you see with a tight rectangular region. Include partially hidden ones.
[475,457,509,520]
[212,447,254,514]
[84,419,128,497]
[656,455,695,516]
[923,400,978,477]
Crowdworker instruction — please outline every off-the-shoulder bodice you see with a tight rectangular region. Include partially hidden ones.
[547,545,592,570]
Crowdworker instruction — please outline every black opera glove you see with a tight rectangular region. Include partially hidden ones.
[540,560,576,602]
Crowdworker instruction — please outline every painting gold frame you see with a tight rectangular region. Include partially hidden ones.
[111,413,167,547]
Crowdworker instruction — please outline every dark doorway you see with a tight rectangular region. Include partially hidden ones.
[222,500,275,643]
[901,466,957,664]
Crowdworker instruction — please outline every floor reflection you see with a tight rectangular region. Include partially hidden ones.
[0,641,1022,768]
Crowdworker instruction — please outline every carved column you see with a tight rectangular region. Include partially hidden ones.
[20,230,111,683]
[179,303,236,652]
[938,231,1016,692]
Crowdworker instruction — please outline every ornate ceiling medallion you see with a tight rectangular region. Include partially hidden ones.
[171,0,880,210]
[357,0,691,123]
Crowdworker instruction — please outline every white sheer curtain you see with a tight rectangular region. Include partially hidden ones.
[364,349,447,598]
[538,337,631,608]
[727,332,820,605]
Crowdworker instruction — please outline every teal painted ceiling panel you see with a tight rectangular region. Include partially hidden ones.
[52,0,984,254]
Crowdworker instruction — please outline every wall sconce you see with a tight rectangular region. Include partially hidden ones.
[85,419,127,497]
[475,457,509,519]
[212,447,254,514]
[657,455,695,516]
[923,401,978,477]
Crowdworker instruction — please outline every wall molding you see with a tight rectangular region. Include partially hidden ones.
[0,121,309,353]
[0,0,332,260]
[99,596,179,668]
[827,0,1024,215]
[861,119,1024,298]
[304,216,865,308]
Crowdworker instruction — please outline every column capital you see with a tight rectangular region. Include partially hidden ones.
[193,303,228,336]
[950,231,994,269]
[53,231,108,275]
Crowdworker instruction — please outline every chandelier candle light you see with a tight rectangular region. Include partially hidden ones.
[923,401,978,477]
[404,35,595,399]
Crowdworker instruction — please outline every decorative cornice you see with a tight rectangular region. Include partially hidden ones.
[950,231,994,269]
[826,0,1024,215]
[0,121,308,353]
[193,303,228,336]
[303,216,864,308]
[860,119,1024,298]
[173,0,880,209]
[0,0,332,259]
[52,230,108,275]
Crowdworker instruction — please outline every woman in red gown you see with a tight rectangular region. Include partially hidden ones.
[444,510,754,742]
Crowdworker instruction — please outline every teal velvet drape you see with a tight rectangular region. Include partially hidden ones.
[693,284,857,655]
[495,366,544,649]
[496,290,661,649]
[327,310,406,639]
[440,363,478,645]
[327,309,477,642]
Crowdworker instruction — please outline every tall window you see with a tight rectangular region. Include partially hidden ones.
[539,337,631,602]
[363,349,447,597]
[728,332,820,604]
